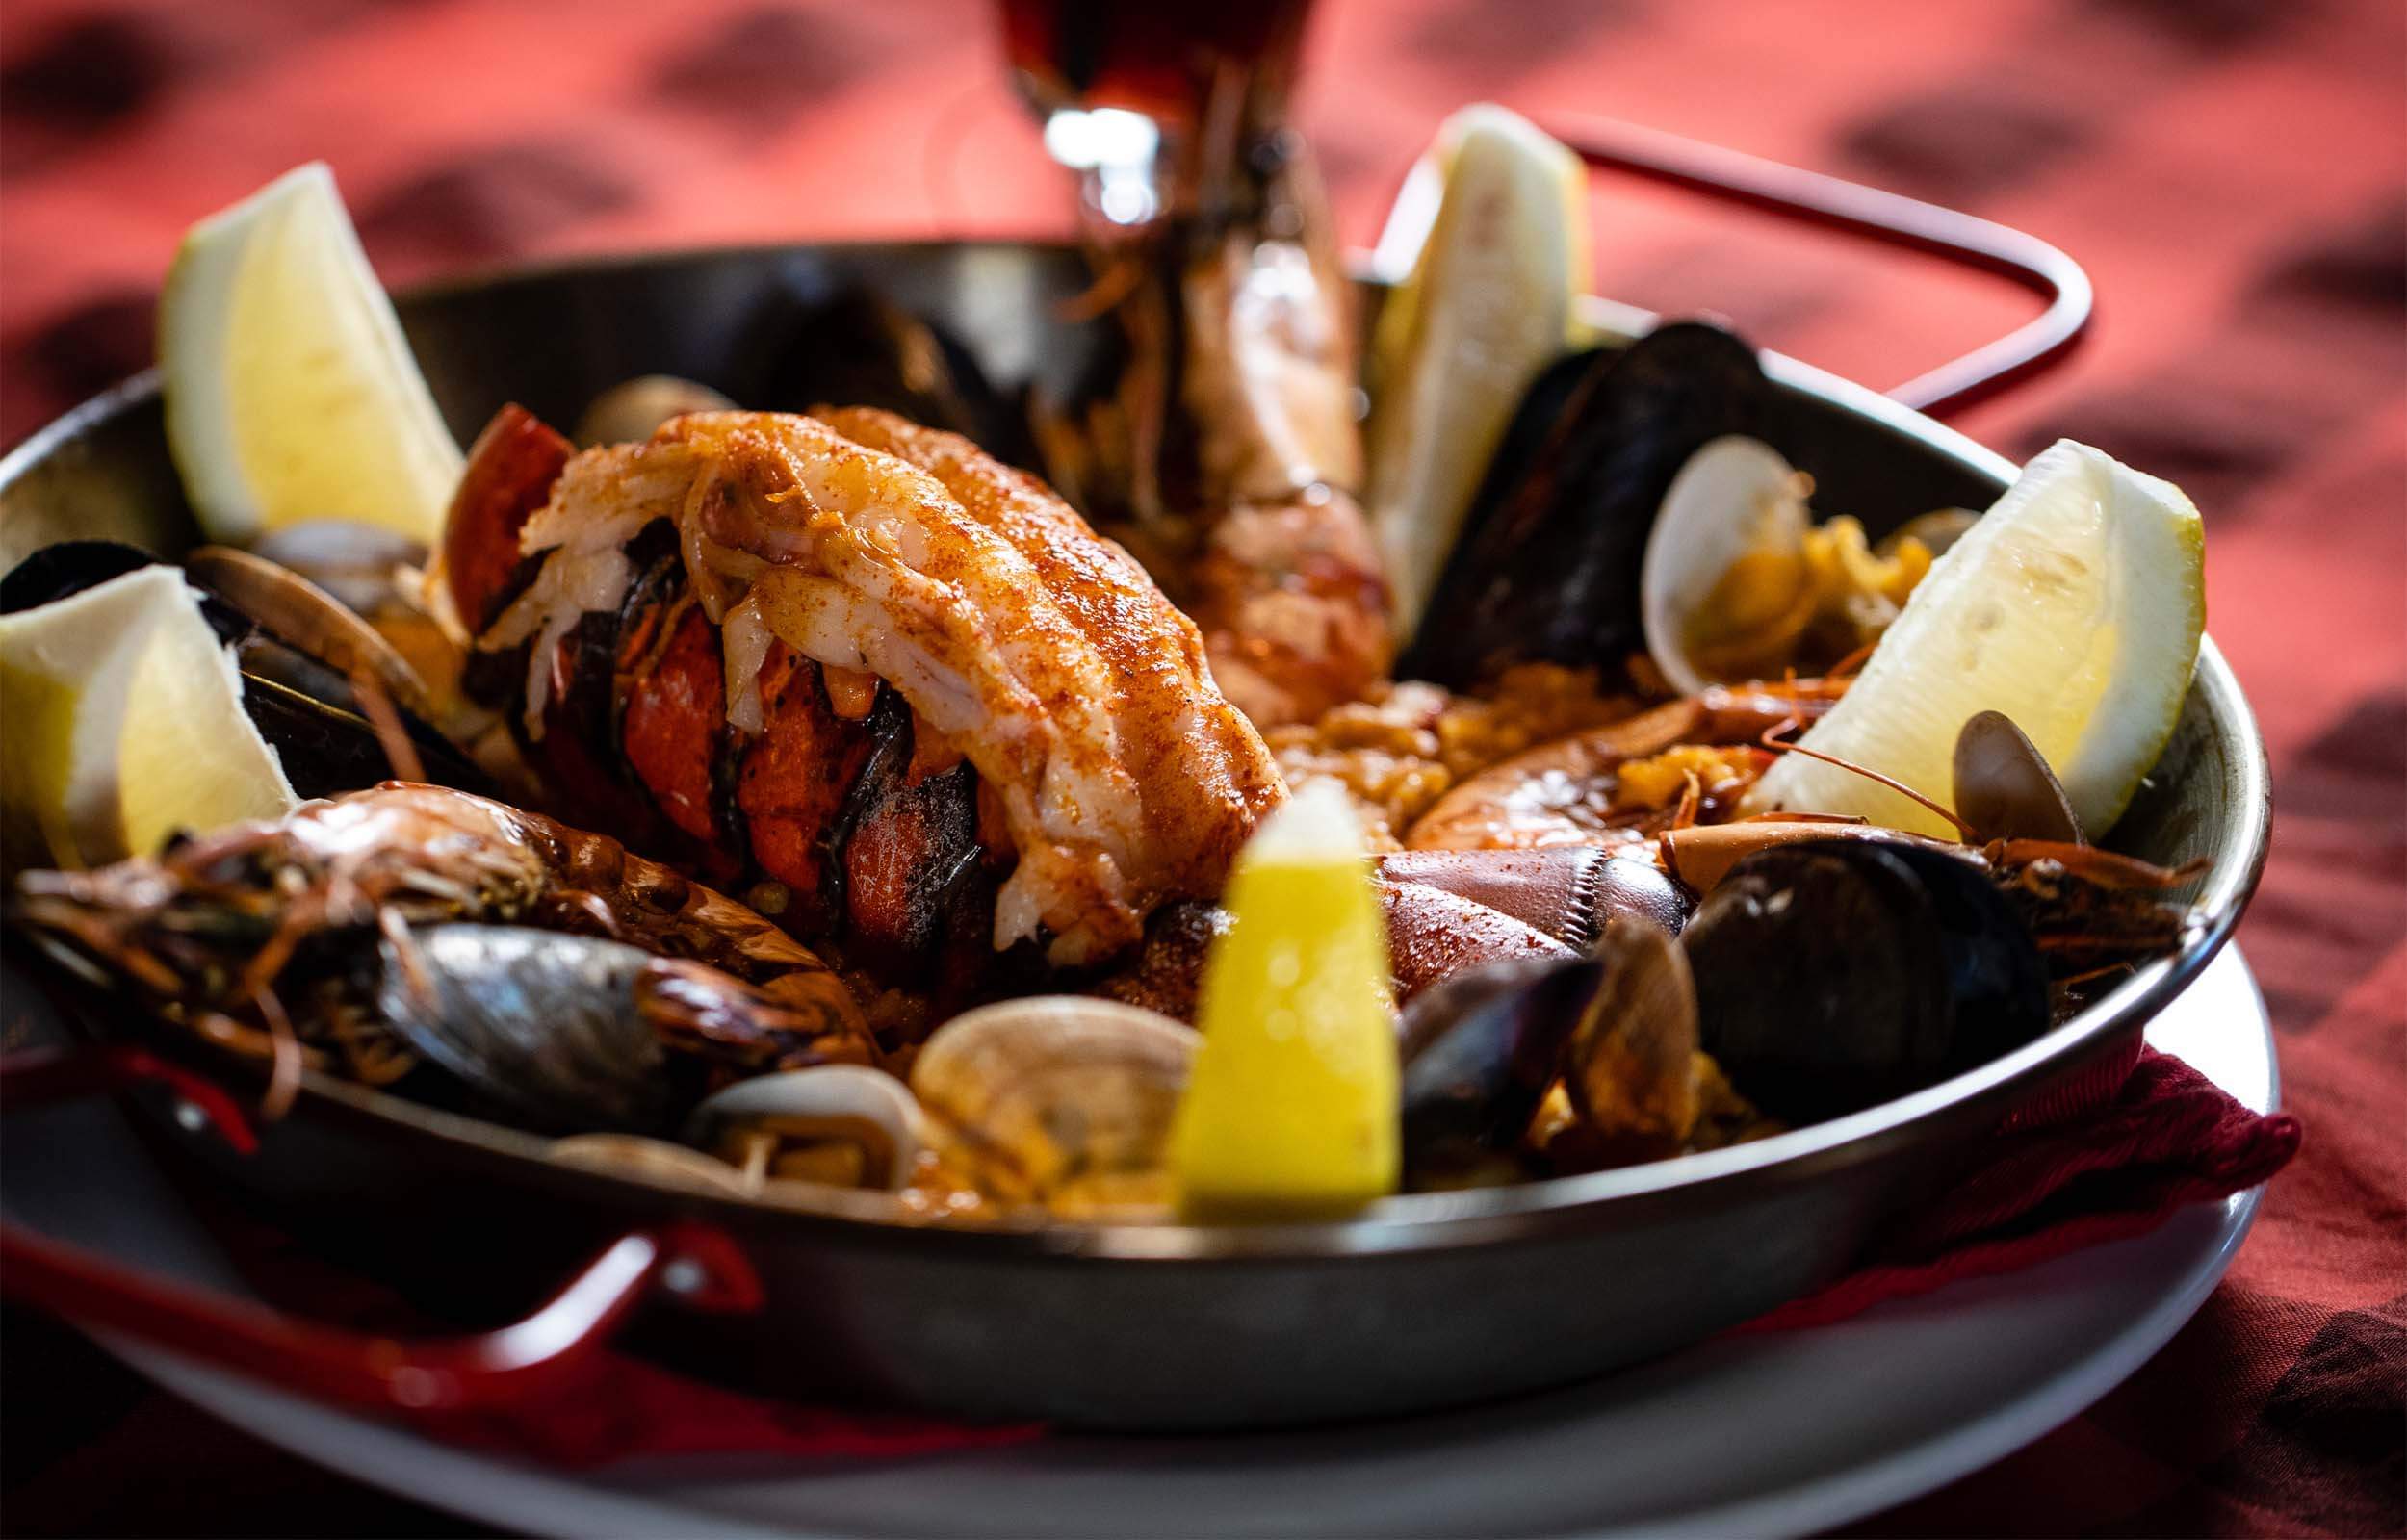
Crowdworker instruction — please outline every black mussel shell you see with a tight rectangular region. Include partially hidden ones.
[376,924,680,1134]
[0,540,159,610]
[1681,839,2049,1124]
[1401,321,1773,688]
[1954,709,2083,844]
[0,541,490,799]
[1398,954,1604,1185]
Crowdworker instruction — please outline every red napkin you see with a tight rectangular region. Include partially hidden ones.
[1741,1045,2300,1332]
[193,1043,2294,1467]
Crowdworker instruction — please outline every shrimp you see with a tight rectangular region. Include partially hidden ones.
[11,783,872,1104]
[1405,685,1838,853]
[1061,106,1391,730]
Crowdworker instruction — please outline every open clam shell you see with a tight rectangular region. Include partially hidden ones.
[1640,434,1813,697]
[548,1133,753,1195]
[683,1065,929,1194]
[908,996,1199,1210]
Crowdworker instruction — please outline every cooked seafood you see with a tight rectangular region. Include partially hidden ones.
[0,158,2223,1231]
[1641,435,1947,693]
[1402,683,1839,854]
[11,783,869,1105]
[684,1064,930,1193]
[1052,61,1390,729]
[451,406,1285,976]
[1952,707,2083,844]
[909,995,1199,1217]
[1403,323,1773,689]
[1682,839,2050,1123]
[375,923,857,1132]
[1396,915,1754,1190]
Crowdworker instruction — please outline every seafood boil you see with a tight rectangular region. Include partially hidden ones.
[2,147,2215,1231]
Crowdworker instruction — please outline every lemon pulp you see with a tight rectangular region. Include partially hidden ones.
[0,566,297,867]
[1173,784,1399,1218]
[162,162,462,544]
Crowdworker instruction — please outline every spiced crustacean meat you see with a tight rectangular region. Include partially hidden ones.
[472,408,1286,968]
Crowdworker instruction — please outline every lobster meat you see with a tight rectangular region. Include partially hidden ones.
[443,405,1287,1010]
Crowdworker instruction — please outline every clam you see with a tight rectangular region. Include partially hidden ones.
[908,996,1199,1214]
[1640,434,1815,696]
[574,374,737,448]
[1679,839,2049,1124]
[683,1065,928,1193]
[549,1133,753,1195]
[1639,436,1963,695]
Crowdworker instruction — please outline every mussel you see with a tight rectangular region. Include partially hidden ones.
[1401,321,1773,687]
[0,540,488,799]
[1560,917,1701,1162]
[1396,914,1710,1187]
[1679,838,2051,1124]
[375,923,683,1132]
[1397,956,1601,1185]
[374,921,868,1136]
[1953,708,2083,844]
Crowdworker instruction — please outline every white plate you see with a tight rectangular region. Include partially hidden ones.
[37,948,2272,1539]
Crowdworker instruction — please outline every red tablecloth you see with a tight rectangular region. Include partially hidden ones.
[2,1,2399,1533]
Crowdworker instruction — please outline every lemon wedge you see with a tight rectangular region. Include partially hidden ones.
[160,162,462,545]
[1172,783,1399,1219]
[0,565,297,868]
[1742,440,2205,838]
[1366,105,1589,638]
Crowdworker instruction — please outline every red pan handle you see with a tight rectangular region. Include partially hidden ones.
[0,1045,762,1413]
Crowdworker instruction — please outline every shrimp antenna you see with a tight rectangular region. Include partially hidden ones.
[1757,717,1981,842]
[349,666,426,784]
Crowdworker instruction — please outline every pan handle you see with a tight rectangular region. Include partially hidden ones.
[1372,115,2093,419]
[1542,115,2094,417]
[0,1044,763,1413]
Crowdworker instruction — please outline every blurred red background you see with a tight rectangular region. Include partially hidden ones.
[2,1,2400,1534]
